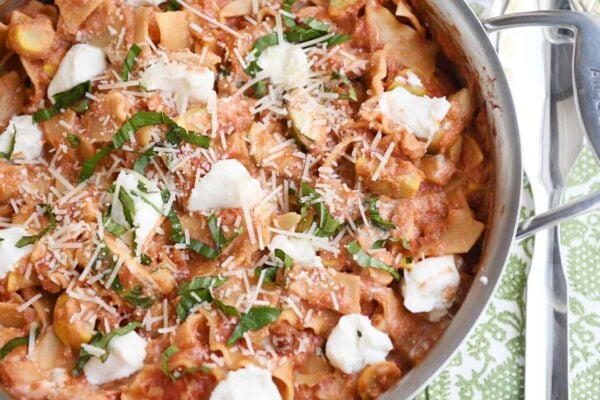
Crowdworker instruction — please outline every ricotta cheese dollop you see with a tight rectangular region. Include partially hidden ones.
[83,331,147,385]
[140,60,215,113]
[188,159,263,211]
[210,365,281,400]
[111,170,164,250]
[402,255,460,321]
[325,314,393,374]
[256,42,310,89]
[268,234,323,268]
[0,115,43,160]
[0,227,34,279]
[379,86,451,140]
[47,44,107,99]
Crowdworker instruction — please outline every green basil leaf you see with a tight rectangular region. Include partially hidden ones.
[71,98,90,113]
[72,322,142,376]
[113,111,165,149]
[33,81,91,123]
[302,17,329,32]
[274,248,293,269]
[331,71,357,101]
[133,146,156,174]
[166,0,181,11]
[214,299,240,318]
[140,254,151,266]
[176,276,228,321]
[161,345,180,381]
[16,204,57,247]
[208,214,241,251]
[104,216,127,237]
[299,182,342,237]
[0,327,40,360]
[79,144,115,181]
[326,34,351,47]
[227,306,282,346]
[66,134,81,149]
[254,266,278,284]
[122,285,154,309]
[118,189,136,227]
[346,240,400,280]
[0,126,17,160]
[367,198,394,230]
[282,0,296,27]
[120,44,142,81]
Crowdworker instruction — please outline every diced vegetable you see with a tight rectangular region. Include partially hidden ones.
[418,155,456,185]
[53,293,95,349]
[7,16,55,59]
[356,156,424,199]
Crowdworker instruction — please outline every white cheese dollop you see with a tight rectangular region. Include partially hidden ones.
[83,331,147,385]
[188,159,263,211]
[325,314,393,374]
[140,60,215,113]
[125,0,165,6]
[402,255,460,322]
[379,86,451,140]
[210,365,281,400]
[47,44,107,100]
[256,42,310,89]
[111,170,164,249]
[0,227,34,279]
[268,234,322,268]
[0,115,43,160]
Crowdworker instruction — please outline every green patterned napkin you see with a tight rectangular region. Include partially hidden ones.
[416,180,534,400]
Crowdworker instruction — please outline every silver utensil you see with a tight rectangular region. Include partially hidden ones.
[485,7,600,399]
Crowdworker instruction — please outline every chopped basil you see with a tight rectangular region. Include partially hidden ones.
[120,44,142,81]
[72,322,142,376]
[79,144,115,181]
[0,126,16,160]
[401,237,411,251]
[80,112,209,181]
[176,276,228,321]
[346,240,400,280]
[16,205,56,248]
[214,299,240,317]
[331,71,357,101]
[161,345,209,381]
[33,81,91,123]
[368,198,395,230]
[140,254,151,266]
[299,182,342,237]
[66,134,81,148]
[133,146,156,174]
[254,266,278,284]
[275,248,293,269]
[71,98,90,113]
[227,306,282,346]
[117,189,136,227]
[208,214,242,251]
[245,34,279,77]
[165,0,181,11]
[0,327,40,360]
[121,285,154,309]
[103,215,127,237]
[282,0,296,26]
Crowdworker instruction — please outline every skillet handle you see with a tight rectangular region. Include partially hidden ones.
[482,11,600,240]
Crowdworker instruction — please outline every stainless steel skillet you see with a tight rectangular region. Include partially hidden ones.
[381,2,600,399]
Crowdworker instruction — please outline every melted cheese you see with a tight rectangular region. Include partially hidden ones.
[83,331,147,385]
[0,115,43,160]
[210,365,281,400]
[256,42,310,89]
[111,170,163,249]
[379,86,451,140]
[47,44,107,100]
[402,255,460,321]
[0,227,34,279]
[188,159,263,211]
[140,60,215,113]
[325,314,393,374]
[268,234,323,267]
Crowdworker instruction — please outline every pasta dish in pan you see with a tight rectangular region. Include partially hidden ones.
[0,0,492,398]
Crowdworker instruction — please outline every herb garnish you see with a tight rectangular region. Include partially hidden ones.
[161,345,210,381]
[227,306,282,346]
[0,327,40,360]
[176,276,228,321]
[0,126,16,160]
[16,205,56,248]
[120,44,142,81]
[331,71,357,101]
[33,81,91,123]
[346,240,400,280]
[368,198,395,230]
[299,182,342,237]
[66,134,81,148]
